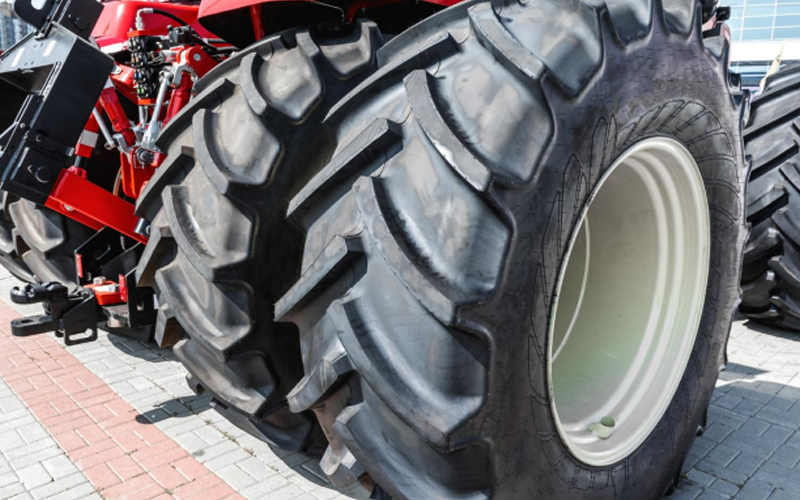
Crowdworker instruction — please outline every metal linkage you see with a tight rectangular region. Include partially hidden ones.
[10,283,99,346]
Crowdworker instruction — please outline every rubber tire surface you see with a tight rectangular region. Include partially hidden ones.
[135,22,385,455]
[2,197,92,289]
[274,1,747,498]
[0,193,35,283]
[739,64,800,330]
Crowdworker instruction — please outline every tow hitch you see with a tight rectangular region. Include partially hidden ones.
[8,228,156,345]
[10,282,99,346]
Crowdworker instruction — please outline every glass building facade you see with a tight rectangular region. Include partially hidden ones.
[729,0,800,42]
[727,0,800,88]
[0,2,31,51]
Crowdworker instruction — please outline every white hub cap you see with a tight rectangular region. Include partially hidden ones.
[548,137,710,466]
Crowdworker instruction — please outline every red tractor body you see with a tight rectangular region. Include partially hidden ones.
[93,2,214,48]
[0,0,463,341]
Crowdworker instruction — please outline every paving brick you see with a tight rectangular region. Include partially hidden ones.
[9,446,63,471]
[203,449,253,473]
[0,483,27,500]
[733,479,774,500]
[706,444,741,467]
[107,454,145,481]
[82,463,121,489]
[14,464,51,490]
[149,464,188,490]
[28,473,86,500]
[727,451,766,477]
[711,479,740,497]
[216,464,258,490]
[40,456,77,481]
[696,488,733,500]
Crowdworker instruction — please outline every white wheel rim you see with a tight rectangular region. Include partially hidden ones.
[547,137,710,466]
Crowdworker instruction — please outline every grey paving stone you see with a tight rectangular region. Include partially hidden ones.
[14,464,51,490]
[672,481,704,500]
[707,444,741,467]
[695,460,749,486]
[688,469,717,488]
[733,479,774,500]
[29,473,86,500]
[40,457,77,481]
[705,421,739,443]
[697,489,732,500]
[0,483,26,500]
[203,448,252,473]
[217,463,258,490]
[734,399,766,418]
[712,479,741,497]
[768,445,800,469]
[767,488,799,500]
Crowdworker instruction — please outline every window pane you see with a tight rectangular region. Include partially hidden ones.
[774,26,800,37]
[730,28,743,41]
[744,16,774,27]
[744,5,776,16]
[775,14,800,25]
[727,17,743,29]
[777,4,800,14]
[747,0,775,5]
[741,27,773,39]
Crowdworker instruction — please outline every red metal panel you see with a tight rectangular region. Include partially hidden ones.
[93,1,217,48]
[45,170,147,244]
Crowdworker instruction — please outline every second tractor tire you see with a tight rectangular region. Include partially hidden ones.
[740,64,800,330]
[135,21,386,456]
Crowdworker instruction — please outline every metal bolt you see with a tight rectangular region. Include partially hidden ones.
[34,166,52,183]
[193,53,201,62]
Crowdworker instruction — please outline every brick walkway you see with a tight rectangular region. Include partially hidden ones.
[0,264,800,499]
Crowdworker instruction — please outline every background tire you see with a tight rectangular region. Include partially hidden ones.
[0,196,92,290]
[9,199,93,289]
[275,1,747,498]
[135,21,385,455]
[0,193,35,283]
[739,64,800,330]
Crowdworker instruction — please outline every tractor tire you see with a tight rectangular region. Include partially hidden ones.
[739,64,800,330]
[274,1,747,498]
[2,197,92,289]
[135,21,385,455]
[0,193,35,283]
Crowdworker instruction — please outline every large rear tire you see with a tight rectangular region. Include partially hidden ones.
[739,64,800,330]
[275,1,747,498]
[135,21,385,455]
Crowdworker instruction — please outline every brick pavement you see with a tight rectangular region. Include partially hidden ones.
[0,268,367,500]
[1,264,800,499]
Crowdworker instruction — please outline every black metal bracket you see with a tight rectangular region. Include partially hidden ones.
[0,0,112,205]
[75,228,157,332]
[10,282,99,345]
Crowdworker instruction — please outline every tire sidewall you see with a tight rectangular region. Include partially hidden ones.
[492,29,745,499]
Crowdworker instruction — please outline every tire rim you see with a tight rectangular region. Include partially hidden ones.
[547,137,710,466]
